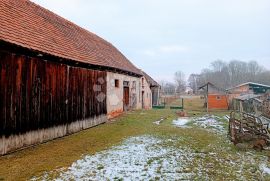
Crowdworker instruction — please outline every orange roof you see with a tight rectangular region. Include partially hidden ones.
[0,0,142,76]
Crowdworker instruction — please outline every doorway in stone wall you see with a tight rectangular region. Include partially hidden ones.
[142,91,145,109]
[123,81,130,111]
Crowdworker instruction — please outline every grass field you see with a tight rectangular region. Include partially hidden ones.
[0,96,270,180]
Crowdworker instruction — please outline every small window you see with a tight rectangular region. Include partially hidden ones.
[115,79,119,88]
[123,81,129,87]
[216,96,221,100]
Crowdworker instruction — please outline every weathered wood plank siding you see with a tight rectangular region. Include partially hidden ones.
[0,50,107,154]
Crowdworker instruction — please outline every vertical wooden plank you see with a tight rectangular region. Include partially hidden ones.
[5,52,13,136]
[15,55,22,134]
[0,51,7,135]
[66,65,69,123]
[0,50,107,137]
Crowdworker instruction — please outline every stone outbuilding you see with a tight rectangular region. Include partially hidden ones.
[141,71,161,107]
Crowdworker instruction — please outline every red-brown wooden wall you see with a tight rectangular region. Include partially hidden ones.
[208,94,228,110]
[0,50,107,137]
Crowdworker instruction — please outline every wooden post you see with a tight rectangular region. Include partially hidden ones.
[182,98,184,109]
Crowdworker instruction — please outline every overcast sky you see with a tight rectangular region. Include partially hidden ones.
[31,0,270,82]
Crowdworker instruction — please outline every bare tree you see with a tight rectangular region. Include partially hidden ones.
[195,60,270,89]
[174,71,186,92]
[188,74,200,94]
[159,80,176,95]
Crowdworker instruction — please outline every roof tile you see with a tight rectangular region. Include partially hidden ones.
[0,0,141,75]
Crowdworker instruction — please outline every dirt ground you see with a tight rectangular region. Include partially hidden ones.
[1,96,270,180]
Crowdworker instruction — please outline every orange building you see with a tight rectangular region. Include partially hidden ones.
[199,82,229,110]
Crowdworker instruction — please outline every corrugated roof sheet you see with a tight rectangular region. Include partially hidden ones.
[0,0,142,75]
[234,94,261,101]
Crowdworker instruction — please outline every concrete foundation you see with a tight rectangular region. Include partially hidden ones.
[0,115,107,155]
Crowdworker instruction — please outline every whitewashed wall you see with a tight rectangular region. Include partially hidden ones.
[106,72,142,119]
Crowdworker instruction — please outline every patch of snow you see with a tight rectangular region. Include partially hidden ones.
[172,117,190,127]
[153,120,161,125]
[32,135,270,181]
[260,164,270,175]
[192,115,225,133]
[223,115,230,121]
[153,118,164,125]
[172,115,225,133]
[41,136,196,181]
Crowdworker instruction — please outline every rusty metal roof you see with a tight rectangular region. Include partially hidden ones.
[0,0,142,76]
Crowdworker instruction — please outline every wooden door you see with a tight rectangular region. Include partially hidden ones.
[142,91,145,109]
[123,87,129,110]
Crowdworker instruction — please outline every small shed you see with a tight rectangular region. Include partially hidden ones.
[199,82,229,111]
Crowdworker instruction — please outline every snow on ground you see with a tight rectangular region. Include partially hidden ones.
[260,164,270,175]
[49,136,196,181]
[153,120,161,125]
[172,115,226,134]
[223,115,230,121]
[192,115,225,133]
[33,135,270,181]
[172,117,190,127]
[153,118,165,125]
[32,115,270,180]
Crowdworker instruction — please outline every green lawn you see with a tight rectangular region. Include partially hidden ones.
[0,97,269,180]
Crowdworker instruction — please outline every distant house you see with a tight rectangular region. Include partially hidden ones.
[141,71,161,106]
[227,82,270,108]
[185,87,193,94]
[199,82,229,110]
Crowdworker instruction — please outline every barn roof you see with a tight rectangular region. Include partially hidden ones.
[141,71,160,87]
[0,0,142,76]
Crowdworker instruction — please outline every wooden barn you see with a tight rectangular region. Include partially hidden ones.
[0,0,143,155]
[199,82,229,111]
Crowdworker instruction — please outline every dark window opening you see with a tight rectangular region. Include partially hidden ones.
[115,79,119,88]
[123,81,129,87]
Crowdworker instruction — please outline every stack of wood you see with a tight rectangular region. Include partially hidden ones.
[228,111,270,151]
[262,94,270,119]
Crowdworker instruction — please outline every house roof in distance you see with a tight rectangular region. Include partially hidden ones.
[227,82,270,90]
[198,82,227,93]
[0,0,142,76]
